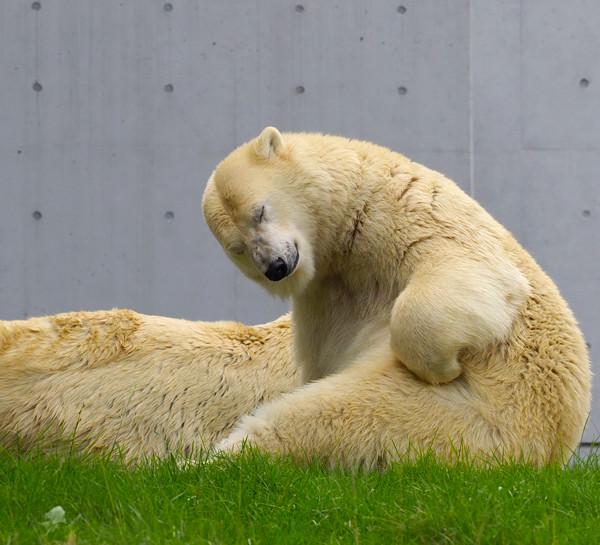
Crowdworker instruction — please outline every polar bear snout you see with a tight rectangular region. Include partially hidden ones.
[265,257,289,281]
[264,246,299,282]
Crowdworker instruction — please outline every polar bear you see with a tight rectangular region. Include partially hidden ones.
[0,309,298,461]
[202,127,591,467]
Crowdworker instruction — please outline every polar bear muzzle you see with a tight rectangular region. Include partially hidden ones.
[265,257,289,281]
[264,247,299,282]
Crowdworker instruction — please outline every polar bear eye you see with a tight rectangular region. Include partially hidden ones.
[253,206,266,224]
[227,243,245,255]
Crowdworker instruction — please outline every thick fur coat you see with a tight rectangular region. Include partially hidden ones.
[0,309,298,461]
[202,127,591,467]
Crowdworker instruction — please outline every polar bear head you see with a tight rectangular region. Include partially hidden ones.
[202,127,318,298]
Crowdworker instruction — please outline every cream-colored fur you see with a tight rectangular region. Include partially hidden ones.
[0,309,298,461]
[203,127,591,467]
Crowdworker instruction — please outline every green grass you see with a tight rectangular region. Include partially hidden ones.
[1,447,599,545]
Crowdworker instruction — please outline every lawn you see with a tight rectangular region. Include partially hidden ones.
[1,447,599,544]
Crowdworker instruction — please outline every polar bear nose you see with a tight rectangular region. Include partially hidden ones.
[265,257,288,281]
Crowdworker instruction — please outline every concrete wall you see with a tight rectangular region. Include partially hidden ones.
[0,1,598,441]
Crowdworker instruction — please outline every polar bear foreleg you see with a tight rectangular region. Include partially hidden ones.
[389,258,530,384]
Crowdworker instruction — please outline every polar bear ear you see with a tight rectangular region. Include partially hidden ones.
[254,127,285,161]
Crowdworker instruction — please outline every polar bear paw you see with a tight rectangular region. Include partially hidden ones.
[214,411,275,455]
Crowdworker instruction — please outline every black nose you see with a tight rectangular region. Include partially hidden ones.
[265,257,288,281]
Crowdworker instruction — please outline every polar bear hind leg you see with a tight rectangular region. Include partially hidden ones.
[215,356,542,468]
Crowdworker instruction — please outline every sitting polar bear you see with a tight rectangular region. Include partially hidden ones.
[202,127,591,467]
[0,309,298,461]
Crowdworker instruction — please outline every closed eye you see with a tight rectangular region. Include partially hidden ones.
[253,206,266,224]
[227,243,245,255]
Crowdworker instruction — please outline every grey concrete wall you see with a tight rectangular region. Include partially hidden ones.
[0,1,598,440]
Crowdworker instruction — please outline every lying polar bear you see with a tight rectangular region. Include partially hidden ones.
[0,309,298,461]
[202,127,591,467]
